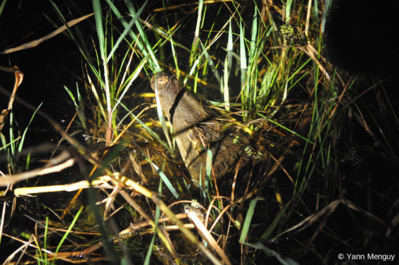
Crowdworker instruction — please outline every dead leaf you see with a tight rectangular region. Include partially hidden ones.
[0,66,23,132]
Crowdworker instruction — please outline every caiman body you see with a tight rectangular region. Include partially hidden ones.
[151,72,251,184]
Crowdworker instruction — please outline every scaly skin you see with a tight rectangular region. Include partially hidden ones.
[150,72,251,185]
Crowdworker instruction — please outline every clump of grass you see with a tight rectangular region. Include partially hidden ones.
[1,1,398,264]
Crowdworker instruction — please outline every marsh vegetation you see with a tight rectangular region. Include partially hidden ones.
[1,1,398,264]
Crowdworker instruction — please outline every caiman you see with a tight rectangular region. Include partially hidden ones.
[150,72,255,186]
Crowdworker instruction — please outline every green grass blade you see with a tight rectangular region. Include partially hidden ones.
[18,103,43,153]
[0,195,6,244]
[9,108,15,155]
[144,232,156,265]
[321,0,333,33]
[145,182,162,265]
[285,0,293,23]
[0,0,7,17]
[92,0,105,59]
[147,159,179,199]
[249,7,258,61]
[112,59,146,113]
[226,19,233,73]
[257,113,313,144]
[199,40,221,85]
[192,0,203,51]
[52,206,83,264]
[106,1,147,64]
[120,103,172,153]
[239,197,263,243]
[222,19,233,111]
[205,149,213,191]
[64,86,78,108]
[124,0,160,72]
[105,0,160,72]
[43,217,49,261]
[0,135,20,151]
[239,20,247,89]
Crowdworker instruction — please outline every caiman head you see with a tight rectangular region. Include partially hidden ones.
[150,72,183,120]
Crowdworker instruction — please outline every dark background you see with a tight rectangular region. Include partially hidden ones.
[326,0,399,79]
[0,1,92,145]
